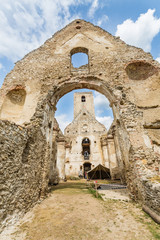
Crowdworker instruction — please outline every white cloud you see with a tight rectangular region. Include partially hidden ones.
[96,116,113,130]
[94,92,113,129]
[88,0,99,18]
[156,57,160,63]
[116,9,160,52]
[55,114,72,133]
[94,92,110,109]
[96,15,109,26]
[0,0,91,62]
[0,63,3,70]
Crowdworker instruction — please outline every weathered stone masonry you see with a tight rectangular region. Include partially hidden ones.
[0,19,160,229]
[0,119,47,228]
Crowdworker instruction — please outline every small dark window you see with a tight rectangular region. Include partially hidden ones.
[81,96,86,102]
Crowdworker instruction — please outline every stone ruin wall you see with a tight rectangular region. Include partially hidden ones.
[101,130,121,180]
[0,96,62,231]
[0,20,160,228]
[0,119,48,230]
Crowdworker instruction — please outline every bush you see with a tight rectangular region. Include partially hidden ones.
[49,168,60,185]
[66,176,80,180]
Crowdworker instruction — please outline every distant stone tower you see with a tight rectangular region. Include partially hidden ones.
[74,92,95,118]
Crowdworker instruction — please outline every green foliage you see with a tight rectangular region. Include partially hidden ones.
[66,176,80,180]
[88,187,103,200]
[136,212,160,239]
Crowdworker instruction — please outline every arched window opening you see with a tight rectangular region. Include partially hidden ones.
[71,47,89,73]
[82,138,90,144]
[82,138,90,160]
[81,96,86,102]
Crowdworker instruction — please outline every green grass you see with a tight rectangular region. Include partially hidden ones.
[51,181,87,192]
[66,176,81,180]
[88,187,103,200]
[149,227,160,240]
[135,211,160,239]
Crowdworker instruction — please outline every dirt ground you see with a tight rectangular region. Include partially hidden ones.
[1,180,160,240]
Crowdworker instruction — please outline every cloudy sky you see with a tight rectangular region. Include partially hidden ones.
[0,0,160,131]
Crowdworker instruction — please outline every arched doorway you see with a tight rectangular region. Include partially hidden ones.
[83,162,91,178]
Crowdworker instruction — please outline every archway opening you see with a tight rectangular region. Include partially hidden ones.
[82,138,90,160]
[53,85,122,182]
[83,162,91,178]
[55,88,113,133]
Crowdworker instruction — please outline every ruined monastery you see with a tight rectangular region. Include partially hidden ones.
[57,91,119,180]
[0,19,160,229]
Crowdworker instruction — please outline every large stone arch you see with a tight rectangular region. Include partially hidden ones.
[44,76,127,180]
[0,19,160,229]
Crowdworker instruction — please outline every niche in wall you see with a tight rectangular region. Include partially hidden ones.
[125,61,158,80]
[0,87,26,123]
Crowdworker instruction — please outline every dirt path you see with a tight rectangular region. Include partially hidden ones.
[1,181,160,240]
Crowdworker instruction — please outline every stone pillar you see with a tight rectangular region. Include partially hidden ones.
[57,137,66,180]
[49,128,58,184]
[107,134,118,179]
[113,127,125,183]
[101,137,109,168]
[65,142,71,176]
[49,116,61,185]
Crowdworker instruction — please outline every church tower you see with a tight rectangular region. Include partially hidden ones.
[74,92,95,118]
[60,91,110,179]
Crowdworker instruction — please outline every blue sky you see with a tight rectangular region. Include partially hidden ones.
[55,89,114,132]
[0,0,160,131]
